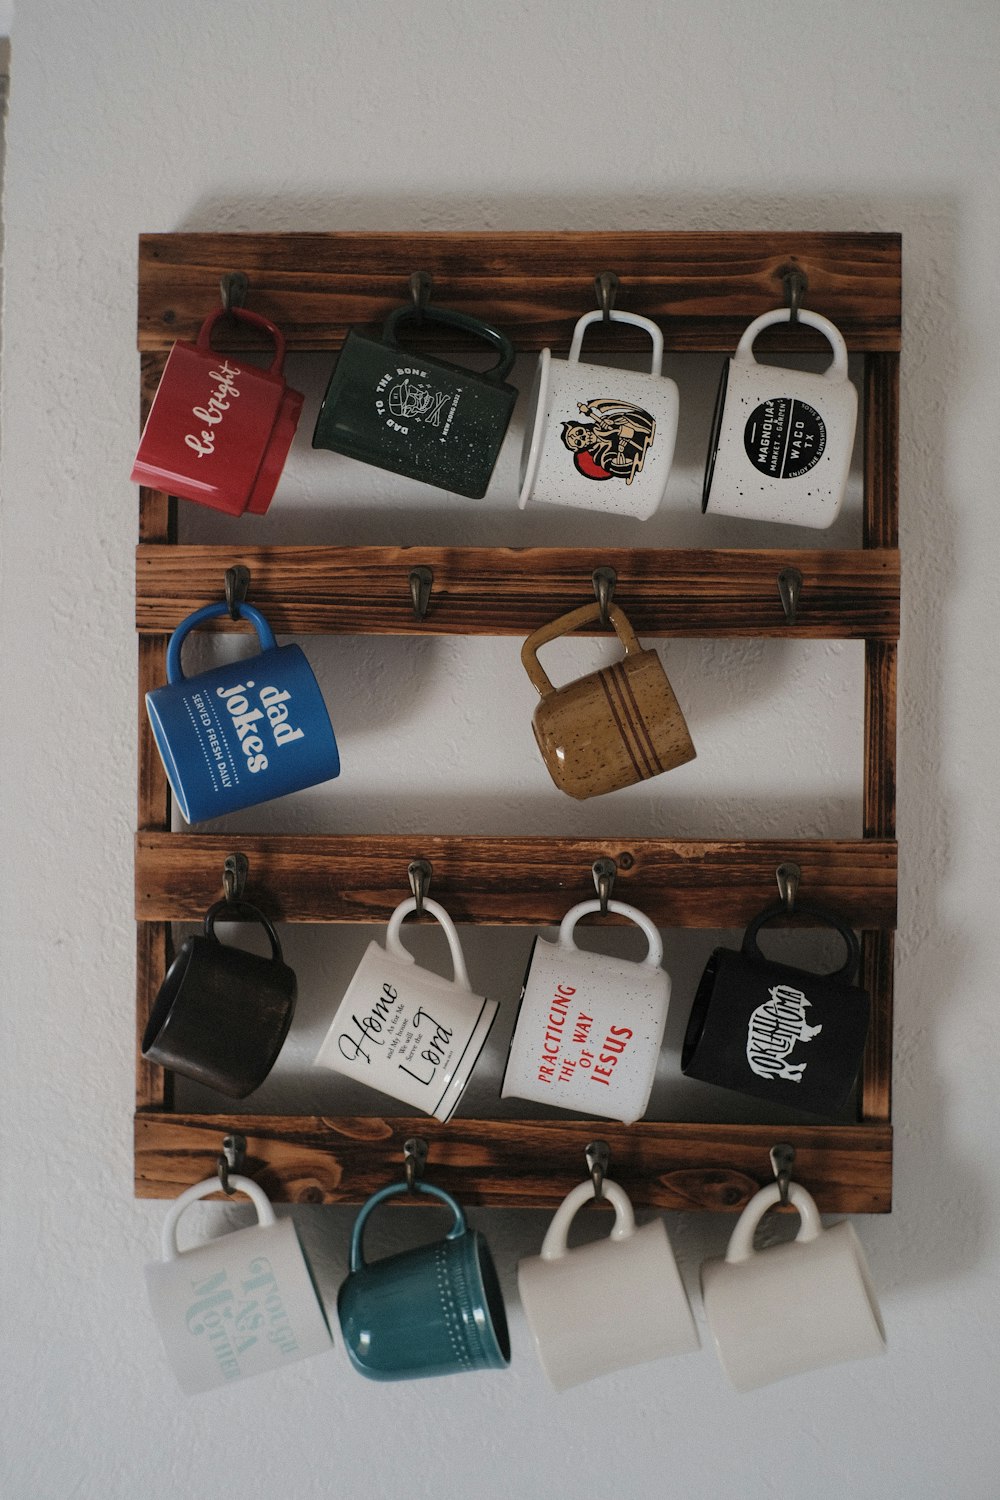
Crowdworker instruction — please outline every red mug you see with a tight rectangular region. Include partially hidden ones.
[131,307,304,516]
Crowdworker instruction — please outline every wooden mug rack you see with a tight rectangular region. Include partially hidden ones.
[134,231,899,1213]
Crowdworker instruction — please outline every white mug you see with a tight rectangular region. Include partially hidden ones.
[500,899,670,1124]
[702,306,858,528]
[313,896,498,1121]
[518,1178,699,1391]
[701,1180,886,1392]
[145,1175,333,1395]
[518,310,679,520]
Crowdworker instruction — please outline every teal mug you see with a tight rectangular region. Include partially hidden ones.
[338,1181,511,1381]
[312,305,517,498]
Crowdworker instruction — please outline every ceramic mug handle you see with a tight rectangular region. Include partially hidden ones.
[349,1180,467,1273]
[203,898,285,965]
[558,897,664,970]
[539,1177,637,1260]
[521,601,643,699]
[733,307,849,383]
[568,309,664,378]
[724,1181,824,1266]
[196,306,288,376]
[166,601,277,685]
[161,1174,276,1261]
[384,896,473,993]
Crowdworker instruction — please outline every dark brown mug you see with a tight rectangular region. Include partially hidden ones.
[142,899,297,1098]
[521,602,696,799]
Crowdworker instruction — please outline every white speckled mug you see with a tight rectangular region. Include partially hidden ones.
[501,899,670,1123]
[519,310,679,520]
[702,307,857,528]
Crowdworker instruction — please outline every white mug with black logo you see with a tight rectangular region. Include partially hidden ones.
[702,307,857,528]
[313,897,498,1121]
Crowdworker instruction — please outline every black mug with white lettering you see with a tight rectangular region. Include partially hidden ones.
[142,899,297,1098]
[681,901,870,1115]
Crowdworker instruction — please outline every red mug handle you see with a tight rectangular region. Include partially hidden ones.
[196,307,287,376]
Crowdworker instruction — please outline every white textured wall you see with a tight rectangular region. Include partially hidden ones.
[2,3,999,1497]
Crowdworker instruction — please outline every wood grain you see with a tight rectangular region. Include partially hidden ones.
[863,353,900,548]
[134,1111,892,1213]
[137,231,902,353]
[135,833,897,927]
[864,640,898,839]
[136,635,170,831]
[135,923,171,1110]
[860,927,895,1122]
[136,545,901,640]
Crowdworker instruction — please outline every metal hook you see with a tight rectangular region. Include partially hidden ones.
[770,1143,795,1206]
[224,565,251,621]
[409,566,433,621]
[776,861,801,915]
[408,859,433,917]
[217,1133,247,1195]
[777,567,803,626]
[404,1137,429,1192]
[594,271,620,323]
[409,270,433,324]
[222,853,249,905]
[780,265,808,325]
[592,566,617,628]
[586,1141,610,1201]
[592,857,617,914]
[219,272,249,314]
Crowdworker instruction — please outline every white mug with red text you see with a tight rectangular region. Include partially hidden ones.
[313,897,498,1122]
[500,899,669,1123]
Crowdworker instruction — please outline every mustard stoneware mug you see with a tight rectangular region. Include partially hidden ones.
[521,602,696,799]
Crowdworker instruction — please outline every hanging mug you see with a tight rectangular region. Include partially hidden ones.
[145,1176,333,1395]
[702,306,857,528]
[338,1181,511,1382]
[522,601,695,800]
[131,307,304,516]
[701,1180,885,1391]
[145,602,340,825]
[312,304,518,498]
[501,898,670,1124]
[681,899,871,1115]
[518,1178,698,1391]
[313,896,498,1121]
[142,898,297,1098]
[519,310,679,519]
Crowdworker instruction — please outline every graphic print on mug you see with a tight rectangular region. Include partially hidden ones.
[501,897,670,1124]
[700,1180,885,1392]
[145,601,340,824]
[145,1176,333,1396]
[518,1177,698,1391]
[338,1180,510,1382]
[312,303,518,498]
[522,601,695,800]
[519,309,679,519]
[313,896,498,1121]
[131,306,304,516]
[702,306,858,528]
[681,899,871,1116]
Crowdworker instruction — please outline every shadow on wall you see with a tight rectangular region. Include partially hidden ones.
[157,188,975,1301]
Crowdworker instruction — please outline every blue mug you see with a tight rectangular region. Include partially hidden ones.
[338,1182,511,1382]
[146,602,340,824]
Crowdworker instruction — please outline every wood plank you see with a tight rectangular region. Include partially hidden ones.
[864,640,898,838]
[134,1112,892,1213]
[863,353,900,548]
[137,231,902,353]
[135,923,172,1110]
[136,544,901,640]
[860,928,894,1122]
[137,635,170,830]
[135,833,897,927]
[137,354,173,543]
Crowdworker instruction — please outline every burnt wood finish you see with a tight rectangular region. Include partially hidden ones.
[136,545,900,640]
[134,230,901,1210]
[134,1113,892,1214]
[136,833,896,928]
[138,232,901,353]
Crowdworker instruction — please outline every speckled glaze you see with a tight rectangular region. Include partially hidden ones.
[517,1178,698,1391]
[702,306,857,528]
[501,898,670,1123]
[519,309,679,519]
[522,601,696,799]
